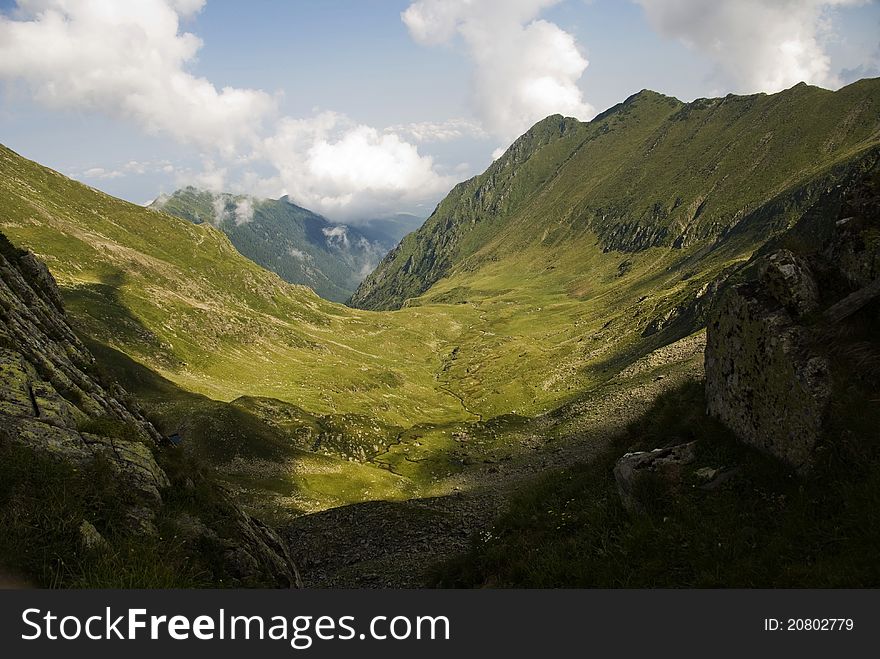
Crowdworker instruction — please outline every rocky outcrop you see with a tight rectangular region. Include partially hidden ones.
[704,171,879,473]
[0,235,168,516]
[757,249,820,318]
[0,233,299,587]
[641,274,728,339]
[705,275,831,473]
[614,441,697,513]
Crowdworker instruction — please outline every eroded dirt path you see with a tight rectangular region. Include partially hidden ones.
[285,332,706,587]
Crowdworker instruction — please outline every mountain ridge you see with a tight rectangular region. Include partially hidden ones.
[351,79,880,310]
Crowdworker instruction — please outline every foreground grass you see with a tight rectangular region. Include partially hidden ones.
[438,381,880,587]
[0,438,206,588]
[0,422,297,588]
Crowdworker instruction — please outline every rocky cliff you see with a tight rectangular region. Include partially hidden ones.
[704,169,880,472]
[0,232,300,587]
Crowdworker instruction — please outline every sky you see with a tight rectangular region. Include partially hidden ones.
[0,0,878,223]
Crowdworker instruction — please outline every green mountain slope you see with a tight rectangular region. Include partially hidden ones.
[3,79,879,521]
[152,188,407,302]
[0,142,486,514]
[352,79,880,310]
[0,144,472,427]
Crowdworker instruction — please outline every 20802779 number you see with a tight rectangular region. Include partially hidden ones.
[787,619,854,631]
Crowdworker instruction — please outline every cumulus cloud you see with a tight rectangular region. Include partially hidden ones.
[0,1,531,220]
[80,159,175,181]
[0,1,457,219]
[259,112,454,220]
[83,167,122,180]
[206,193,255,226]
[0,0,275,153]
[178,159,227,192]
[287,246,308,261]
[636,0,868,93]
[402,0,594,144]
[211,195,229,224]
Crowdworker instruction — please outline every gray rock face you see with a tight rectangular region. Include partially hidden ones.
[641,276,725,339]
[705,169,880,474]
[614,441,698,513]
[78,521,109,552]
[823,202,880,291]
[758,249,819,318]
[0,238,168,524]
[705,277,831,473]
[225,506,303,588]
[0,235,300,586]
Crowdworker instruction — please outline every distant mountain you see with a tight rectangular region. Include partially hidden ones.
[356,213,426,246]
[151,188,423,302]
[351,79,880,310]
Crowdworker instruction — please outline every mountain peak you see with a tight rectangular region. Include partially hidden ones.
[591,88,683,123]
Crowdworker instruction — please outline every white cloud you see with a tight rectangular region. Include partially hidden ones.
[0,0,275,153]
[83,166,122,180]
[202,192,255,225]
[211,195,229,224]
[123,160,147,175]
[0,1,502,220]
[287,246,308,261]
[233,197,254,225]
[636,0,868,93]
[79,158,175,181]
[322,225,350,247]
[259,112,454,221]
[184,160,227,192]
[386,118,488,143]
[402,0,595,144]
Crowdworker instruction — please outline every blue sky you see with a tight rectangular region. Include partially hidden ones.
[1,0,878,220]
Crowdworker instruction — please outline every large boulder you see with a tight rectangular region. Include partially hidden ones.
[614,441,698,513]
[705,277,831,473]
[704,169,880,473]
[757,249,819,318]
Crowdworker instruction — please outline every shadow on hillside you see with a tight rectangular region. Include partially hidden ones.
[83,338,304,465]
[62,269,177,366]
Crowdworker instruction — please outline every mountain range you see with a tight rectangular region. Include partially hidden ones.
[1,77,879,587]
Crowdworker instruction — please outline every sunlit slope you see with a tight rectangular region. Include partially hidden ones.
[351,80,880,418]
[353,79,880,310]
[0,143,470,427]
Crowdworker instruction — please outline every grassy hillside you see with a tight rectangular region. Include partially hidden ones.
[3,80,879,521]
[353,79,880,310]
[0,146,468,425]
[153,188,399,302]
[0,144,478,514]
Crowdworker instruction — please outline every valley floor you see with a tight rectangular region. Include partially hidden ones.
[284,332,705,587]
